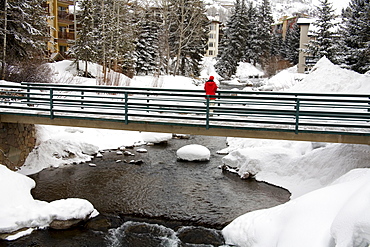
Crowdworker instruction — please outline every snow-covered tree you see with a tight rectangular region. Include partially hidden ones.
[243,1,260,65]
[215,0,245,79]
[135,10,161,75]
[284,22,300,64]
[71,0,97,77]
[305,0,338,62]
[255,0,274,68]
[339,0,370,73]
[71,0,137,81]
[0,0,49,81]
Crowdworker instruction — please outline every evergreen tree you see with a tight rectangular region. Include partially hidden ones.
[215,0,245,79]
[305,0,338,62]
[135,10,161,76]
[71,0,137,81]
[0,0,49,81]
[271,33,284,59]
[284,22,300,64]
[340,0,370,73]
[243,1,259,65]
[255,0,273,68]
[72,0,97,77]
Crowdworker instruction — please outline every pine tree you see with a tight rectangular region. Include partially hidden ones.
[215,0,245,79]
[71,0,97,77]
[71,0,137,81]
[340,0,370,73]
[243,1,259,65]
[0,0,49,80]
[305,0,338,62]
[255,0,273,68]
[135,10,161,76]
[284,22,300,64]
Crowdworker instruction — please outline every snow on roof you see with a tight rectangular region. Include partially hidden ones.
[297,17,314,25]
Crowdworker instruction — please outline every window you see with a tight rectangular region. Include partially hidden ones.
[58,6,67,12]
[209,34,214,39]
[59,46,67,53]
[209,51,213,56]
[208,42,214,48]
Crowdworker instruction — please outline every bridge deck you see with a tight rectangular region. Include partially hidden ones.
[0,83,369,144]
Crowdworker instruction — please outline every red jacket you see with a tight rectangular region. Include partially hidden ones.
[204,80,218,100]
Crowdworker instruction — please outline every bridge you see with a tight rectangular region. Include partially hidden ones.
[0,83,369,145]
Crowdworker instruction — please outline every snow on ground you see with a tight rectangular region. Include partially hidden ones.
[1,57,370,245]
[223,168,370,247]
[236,62,264,79]
[287,57,370,93]
[256,65,305,91]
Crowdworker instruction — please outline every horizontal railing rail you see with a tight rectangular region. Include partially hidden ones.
[0,83,368,138]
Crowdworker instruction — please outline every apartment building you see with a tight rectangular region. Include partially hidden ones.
[205,15,221,58]
[44,0,75,59]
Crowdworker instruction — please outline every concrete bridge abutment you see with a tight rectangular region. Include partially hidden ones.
[0,119,36,170]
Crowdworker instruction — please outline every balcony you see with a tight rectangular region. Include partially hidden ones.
[58,11,74,25]
[58,31,75,40]
[58,0,74,6]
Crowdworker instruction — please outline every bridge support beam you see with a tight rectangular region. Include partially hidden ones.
[1,114,369,145]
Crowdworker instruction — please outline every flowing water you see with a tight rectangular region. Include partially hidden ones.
[3,135,290,247]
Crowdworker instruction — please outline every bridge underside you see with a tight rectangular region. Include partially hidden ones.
[1,114,369,145]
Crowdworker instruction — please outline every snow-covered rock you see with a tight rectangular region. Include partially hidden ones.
[176,144,211,161]
[0,165,98,239]
[141,132,173,144]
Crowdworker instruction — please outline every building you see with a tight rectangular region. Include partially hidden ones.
[272,15,300,41]
[205,15,221,58]
[297,18,314,73]
[44,0,76,60]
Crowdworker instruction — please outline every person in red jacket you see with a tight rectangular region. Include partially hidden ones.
[204,76,218,99]
[204,76,218,114]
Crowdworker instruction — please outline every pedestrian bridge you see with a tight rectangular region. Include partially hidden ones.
[0,83,369,145]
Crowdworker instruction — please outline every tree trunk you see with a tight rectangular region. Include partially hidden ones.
[1,0,7,80]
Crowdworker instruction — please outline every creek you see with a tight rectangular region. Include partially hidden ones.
[4,135,290,247]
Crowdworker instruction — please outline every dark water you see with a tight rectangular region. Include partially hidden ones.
[2,135,290,247]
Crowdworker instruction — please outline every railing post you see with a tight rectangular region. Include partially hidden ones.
[50,88,54,119]
[217,92,221,107]
[124,92,128,125]
[146,90,150,113]
[295,98,300,134]
[80,91,84,109]
[26,84,30,103]
[206,95,210,129]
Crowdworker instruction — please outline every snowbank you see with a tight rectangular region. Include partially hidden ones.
[236,62,264,79]
[288,57,370,93]
[223,169,370,247]
[221,139,370,198]
[256,65,305,91]
[0,165,98,239]
[18,126,175,176]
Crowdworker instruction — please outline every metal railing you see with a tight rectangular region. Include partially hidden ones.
[0,83,369,137]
